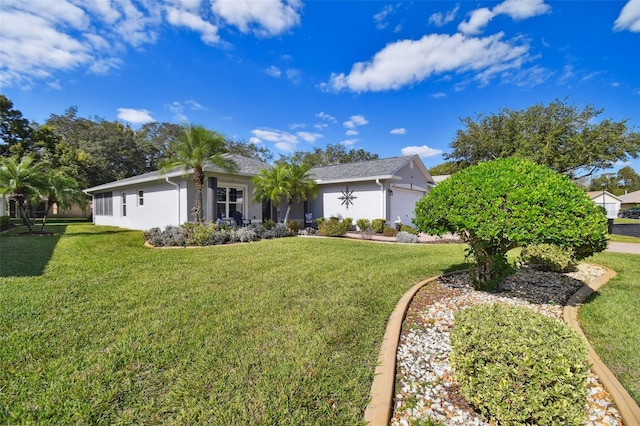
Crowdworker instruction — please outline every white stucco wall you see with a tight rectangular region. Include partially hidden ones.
[0,195,7,217]
[93,178,189,230]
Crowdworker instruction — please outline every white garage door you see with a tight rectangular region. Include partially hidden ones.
[390,187,426,226]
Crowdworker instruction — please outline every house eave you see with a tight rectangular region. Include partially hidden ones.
[315,175,402,185]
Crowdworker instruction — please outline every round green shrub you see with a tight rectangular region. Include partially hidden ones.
[317,217,351,237]
[521,243,577,272]
[450,304,589,426]
[371,218,386,233]
[356,218,371,231]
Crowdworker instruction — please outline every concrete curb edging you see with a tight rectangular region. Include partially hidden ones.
[364,265,640,426]
[363,269,471,426]
[563,264,640,426]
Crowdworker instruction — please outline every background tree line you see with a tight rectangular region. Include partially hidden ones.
[427,98,640,194]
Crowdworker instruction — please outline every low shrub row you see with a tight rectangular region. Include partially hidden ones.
[144,222,291,247]
[450,304,589,426]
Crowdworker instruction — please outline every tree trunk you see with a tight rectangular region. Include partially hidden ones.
[16,198,33,233]
[283,201,292,225]
[193,167,204,223]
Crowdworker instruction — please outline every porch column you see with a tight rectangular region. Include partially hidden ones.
[207,177,218,222]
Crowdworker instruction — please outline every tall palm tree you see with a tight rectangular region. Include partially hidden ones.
[161,124,236,223]
[252,162,318,224]
[0,155,47,233]
[40,170,86,231]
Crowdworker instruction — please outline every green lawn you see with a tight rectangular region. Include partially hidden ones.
[2,224,637,422]
[580,252,640,404]
[1,223,469,424]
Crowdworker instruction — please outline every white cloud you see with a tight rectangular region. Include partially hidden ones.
[314,123,328,130]
[316,111,337,122]
[493,0,550,20]
[249,137,262,144]
[297,131,323,143]
[169,101,188,122]
[47,80,62,90]
[325,33,531,93]
[390,128,406,135]
[459,0,550,34]
[429,5,459,27]
[345,130,359,136]
[286,68,301,84]
[614,0,640,32]
[165,6,221,45]
[265,65,281,77]
[117,108,155,124]
[340,139,358,146]
[374,4,394,30]
[343,115,368,128]
[185,99,206,110]
[458,8,494,35]
[252,128,299,152]
[401,145,444,158]
[431,92,447,99]
[289,123,305,129]
[211,0,302,37]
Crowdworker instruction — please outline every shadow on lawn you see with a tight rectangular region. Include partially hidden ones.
[0,225,67,278]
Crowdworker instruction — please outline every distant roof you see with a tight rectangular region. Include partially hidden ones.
[432,174,451,183]
[586,191,623,201]
[310,155,434,184]
[620,189,640,204]
[85,154,268,193]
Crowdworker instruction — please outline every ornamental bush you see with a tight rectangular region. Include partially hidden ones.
[450,304,589,426]
[356,218,371,232]
[371,218,386,233]
[317,217,351,237]
[521,243,577,272]
[396,231,419,243]
[413,158,608,289]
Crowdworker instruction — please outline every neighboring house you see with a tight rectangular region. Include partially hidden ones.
[587,191,622,219]
[84,154,435,231]
[619,190,640,210]
[432,174,451,184]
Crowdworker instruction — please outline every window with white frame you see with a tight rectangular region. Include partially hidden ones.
[137,190,144,206]
[216,184,246,218]
[121,192,127,217]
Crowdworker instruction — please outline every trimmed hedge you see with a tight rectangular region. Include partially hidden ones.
[144,222,289,247]
[450,304,589,426]
[317,217,352,237]
[521,243,577,272]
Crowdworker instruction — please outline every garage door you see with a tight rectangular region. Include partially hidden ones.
[390,187,426,226]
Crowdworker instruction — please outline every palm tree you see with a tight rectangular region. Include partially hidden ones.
[161,124,236,223]
[40,170,86,231]
[0,155,47,233]
[252,162,318,224]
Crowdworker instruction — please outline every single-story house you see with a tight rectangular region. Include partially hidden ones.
[619,189,640,210]
[587,190,622,219]
[84,154,435,231]
[0,195,6,217]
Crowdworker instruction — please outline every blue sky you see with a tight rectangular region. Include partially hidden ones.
[1,0,639,173]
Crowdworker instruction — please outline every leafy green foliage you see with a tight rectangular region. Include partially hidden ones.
[382,226,397,237]
[145,222,290,247]
[521,244,577,272]
[371,218,386,233]
[317,217,352,237]
[400,225,418,235]
[446,98,640,179]
[279,143,378,167]
[356,218,371,231]
[287,220,301,234]
[0,215,10,227]
[451,304,589,426]
[413,158,608,288]
[252,161,318,224]
[590,166,640,195]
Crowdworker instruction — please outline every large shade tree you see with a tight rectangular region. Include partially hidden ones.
[252,162,318,224]
[161,124,237,223]
[445,99,640,179]
[413,157,609,289]
[0,156,47,232]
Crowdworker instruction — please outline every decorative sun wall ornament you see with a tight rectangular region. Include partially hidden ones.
[338,186,357,209]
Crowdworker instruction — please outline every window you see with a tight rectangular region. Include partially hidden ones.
[94,192,113,216]
[216,185,245,218]
[121,192,127,217]
[138,190,144,206]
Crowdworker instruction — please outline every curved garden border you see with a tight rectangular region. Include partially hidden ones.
[363,264,640,426]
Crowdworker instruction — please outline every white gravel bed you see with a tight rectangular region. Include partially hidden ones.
[391,264,622,426]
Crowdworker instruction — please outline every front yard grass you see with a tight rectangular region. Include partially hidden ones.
[580,252,640,405]
[1,223,469,424]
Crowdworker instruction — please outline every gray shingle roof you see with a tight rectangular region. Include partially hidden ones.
[85,154,269,193]
[310,155,417,182]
